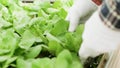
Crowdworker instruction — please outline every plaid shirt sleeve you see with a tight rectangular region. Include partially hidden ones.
[99,0,120,30]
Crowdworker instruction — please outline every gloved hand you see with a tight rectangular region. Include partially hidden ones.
[66,0,97,32]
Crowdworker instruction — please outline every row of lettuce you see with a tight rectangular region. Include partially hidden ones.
[0,0,84,68]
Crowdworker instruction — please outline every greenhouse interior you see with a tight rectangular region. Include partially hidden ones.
[0,0,120,68]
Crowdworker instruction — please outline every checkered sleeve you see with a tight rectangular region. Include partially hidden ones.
[99,0,120,30]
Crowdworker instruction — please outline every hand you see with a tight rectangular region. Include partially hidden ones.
[66,0,97,32]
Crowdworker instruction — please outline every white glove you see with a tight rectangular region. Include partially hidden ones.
[79,11,120,63]
[66,0,97,32]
